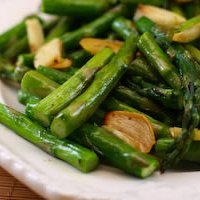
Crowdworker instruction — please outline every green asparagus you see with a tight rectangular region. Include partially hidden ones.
[4,37,29,61]
[0,57,15,81]
[126,77,184,110]
[102,97,171,138]
[112,16,137,40]
[13,65,30,83]
[69,50,92,68]
[18,90,39,105]
[51,34,137,138]
[155,138,200,164]
[0,103,99,172]
[0,16,35,52]
[60,6,121,50]
[41,0,110,18]
[120,0,166,6]
[21,71,60,98]
[71,124,159,178]
[51,34,138,138]
[137,32,181,90]
[36,66,77,84]
[17,53,35,68]
[185,44,200,64]
[136,17,200,171]
[127,57,160,83]
[46,17,73,41]
[30,48,114,127]
[136,17,200,79]
[113,85,174,125]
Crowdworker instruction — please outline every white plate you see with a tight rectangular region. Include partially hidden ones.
[1,1,200,200]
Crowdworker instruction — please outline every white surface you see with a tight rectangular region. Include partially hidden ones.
[0,1,200,200]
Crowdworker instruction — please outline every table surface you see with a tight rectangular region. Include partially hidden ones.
[0,167,44,200]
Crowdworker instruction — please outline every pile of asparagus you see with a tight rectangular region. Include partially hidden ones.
[0,0,200,178]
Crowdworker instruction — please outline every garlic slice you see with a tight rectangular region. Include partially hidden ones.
[51,58,72,69]
[34,38,63,68]
[134,4,186,28]
[104,111,156,153]
[80,38,123,55]
[26,18,44,53]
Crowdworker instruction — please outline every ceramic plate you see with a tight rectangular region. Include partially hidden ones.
[0,1,200,200]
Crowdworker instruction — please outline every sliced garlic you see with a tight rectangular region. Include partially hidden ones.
[103,111,156,153]
[34,38,63,68]
[173,23,200,43]
[134,4,186,28]
[26,18,44,53]
[80,38,123,55]
[51,58,72,69]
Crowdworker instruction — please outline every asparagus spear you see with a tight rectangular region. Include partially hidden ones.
[20,61,173,142]
[17,53,35,68]
[112,17,161,83]
[0,103,99,172]
[25,8,121,61]
[4,37,29,61]
[46,17,73,41]
[0,57,15,81]
[41,0,110,18]
[102,97,171,138]
[136,17,200,171]
[0,56,28,84]
[21,64,171,140]
[155,138,200,164]
[18,71,159,177]
[50,34,138,138]
[30,48,114,127]
[120,0,166,6]
[17,89,158,178]
[70,124,159,178]
[20,64,171,139]
[126,77,184,110]
[136,17,200,78]
[18,90,39,105]
[113,85,174,125]
[0,54,33,84]
[0,18,28,52]
[128,75,167,89]
[112,16,138,40]
[13,65,30,83]
[21,71,60,98]
[112,17,180,88]
[36,66,78,84]
[1,16,45,60]
[69,50,92,68]
[60,6,121,51]
[163,46,200,171]
[185,44,200,64]
[121,3,137,18]
[126,57,160,83]
[137,32,181,90]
